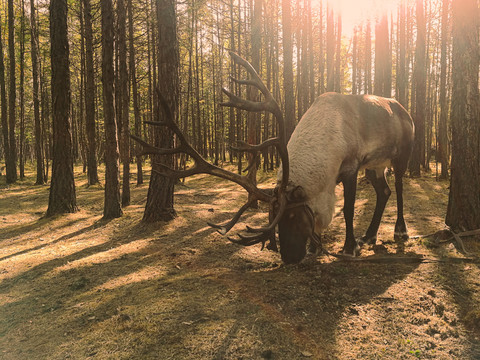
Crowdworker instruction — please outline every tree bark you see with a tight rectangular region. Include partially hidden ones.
[19,0,26,179]
[246,0,262,207]
[334,13,342,93]
[409,0,427,177]
[437,0,449,179]
[0,16,10,179]
[83,0,99,185]
[102,0,122,219]
[282,0,295,140]
[445,0,480,230]
[352,27,357,95]
[397,0,407,107]
[374,14,391,97]
[326,4,335,92]
[7,0,17,183]
[127,0,143,185]
[118,0,130,207]
[364,21,372,94]
[143,0,178,223]
[46,0,77,216]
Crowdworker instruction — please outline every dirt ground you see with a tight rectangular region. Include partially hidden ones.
[1,164,480,360]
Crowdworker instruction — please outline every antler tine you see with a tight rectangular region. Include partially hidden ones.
[130,134,190,157]
[228,232,273,250]
[220,88,274,113]
[207,198,257,235]
[230,138,280,153]
[225,196,285,251]
[223,52,289,191]
[228,51,273,103]
[244,195,286,234]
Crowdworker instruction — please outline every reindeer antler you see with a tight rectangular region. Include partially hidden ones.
[132,52,290,249]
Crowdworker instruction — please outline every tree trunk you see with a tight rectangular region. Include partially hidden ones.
[83,0,99,185]
[0,16,10,180]
[282,0,295,140]
[318,0,324,95]
[374,14,391,97]
[364,21,372,94]
[143,0,178,223]
[352,27,357,95]
[7,0,17,183]
[46,0,77,216]
[307,0,314,104]
[19,0,26,179]
[326,4,335,92]
[101,0,122,219]
[334,13,342,93]
[397,0,407,107]
[409,0,426,177]
[127,0,143,185]
[246,0,262,207]
[118,0,130,207]
[445,0,480,230]
[438,0,449,179]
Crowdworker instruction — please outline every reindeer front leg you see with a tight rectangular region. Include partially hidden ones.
[342,171,359,256]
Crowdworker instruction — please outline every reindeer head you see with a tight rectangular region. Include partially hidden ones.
[133,52,316,264]
[273,185,316,264]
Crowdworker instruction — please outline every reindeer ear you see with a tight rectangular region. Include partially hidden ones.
[290,186,306,201]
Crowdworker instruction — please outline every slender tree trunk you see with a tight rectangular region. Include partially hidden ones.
[143,0,178,222]
[318,0,324,95]
[409,0,426,177]
[445,0,480,230]
[7,0,17,183]
[334,13,342,93]
[307,0,314,104]
[117,0,130,207]
[352,27,357,95]
[374,14,390,97]
[128,0,142,185]
[397,0,407,107]
[282,0,295,140]
[364,20,372,94]
[301,0,310,113]
[19,0,25,179]
[438,0,449,179]
[228,0,236,163]
[0,17,10,179]
[295,0,303,119]
[326,4,335,92]
[83,0,99,185]
[246,0,262,205]
[46,0,77,216]
[102,0,122,219]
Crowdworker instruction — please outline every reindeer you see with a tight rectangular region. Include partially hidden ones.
[133,52,414,264]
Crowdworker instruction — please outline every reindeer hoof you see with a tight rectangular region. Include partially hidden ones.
[358,235,377,247]
[342,243,361,257]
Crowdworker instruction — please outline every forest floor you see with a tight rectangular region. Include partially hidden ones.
[1,164,480,359]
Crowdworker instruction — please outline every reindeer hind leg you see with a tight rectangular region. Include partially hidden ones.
[359,168,391,247]
[392,159,409,242]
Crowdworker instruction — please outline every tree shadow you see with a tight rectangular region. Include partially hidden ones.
[1,171,464,359]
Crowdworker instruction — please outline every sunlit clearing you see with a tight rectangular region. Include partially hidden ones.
[53,239,152,274]
[93,266,167,291]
